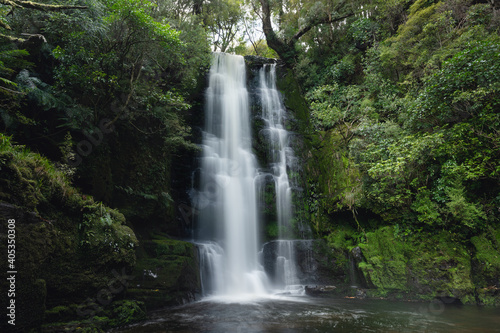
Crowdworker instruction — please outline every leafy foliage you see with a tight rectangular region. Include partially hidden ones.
[299,0,500,241]
[1,0,211,235]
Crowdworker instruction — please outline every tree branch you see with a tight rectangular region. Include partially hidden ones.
[0,0,22,8]
[259,0,293,64]
[0,20,12,30]
[0,0,87,11]
[0,33,25,43]
[0,85,26,95]
[292,12,355,42]
[258,0,356,67]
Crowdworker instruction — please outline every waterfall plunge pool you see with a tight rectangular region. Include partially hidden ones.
[110,296,500,332]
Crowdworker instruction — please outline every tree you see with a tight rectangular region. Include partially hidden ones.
[203,0,244,52]
[255,0,358,66]
[0,0,87,41]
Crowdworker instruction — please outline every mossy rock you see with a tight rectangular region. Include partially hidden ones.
[476,286,500,306]
[358,226,409,291]
[275,66,310,131]
[45,305,75,323]
[78,203,138,268]
[125,288,181,310]
[42,316,109,333]
[42,300,146,332]
[130,236,200,309]
[471,229,500,287]
[0,136,139,331]
[357,227,475,302]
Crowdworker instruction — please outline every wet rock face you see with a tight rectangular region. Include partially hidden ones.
[0,204,47,332]
[305,285,338,296]
[128,236,201,310]
[262,240,338,286]
[243,55,312,240]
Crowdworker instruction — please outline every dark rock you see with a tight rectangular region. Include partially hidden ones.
[262,240,340,286]
[305,285,337,296]
[127,235,201,310]
[355,288,367,299]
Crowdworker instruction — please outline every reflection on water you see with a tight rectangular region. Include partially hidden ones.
[110,296,500,332]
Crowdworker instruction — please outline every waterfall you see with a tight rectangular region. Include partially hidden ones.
[195,55,309,298]
[197,242,225,294]
[258,64,304,291]
[258,64,294,238]
[196,53,268,297]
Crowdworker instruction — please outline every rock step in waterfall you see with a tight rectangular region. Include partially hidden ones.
[194,53,308,298]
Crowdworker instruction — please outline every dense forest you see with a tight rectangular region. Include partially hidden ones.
[0,0,499,331]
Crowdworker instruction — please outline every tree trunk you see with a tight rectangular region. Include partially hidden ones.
[258,0,355,68]
[259,0,296,67]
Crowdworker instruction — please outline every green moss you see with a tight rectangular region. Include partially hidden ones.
[358,227,409,291]
[151,237,195,257]
[131,236,200,309]
[266,223,279,239]
[45,305,73,322]
[275,67,310,131]
[42,300,146,331]
[471,228,500,290]
[476,287,500,306]
[326,226,358,250]
[78,204,138,268]
[0,135,141,331]
[125,288,177,310]
[355,227,476,302]
[0,134,79,213]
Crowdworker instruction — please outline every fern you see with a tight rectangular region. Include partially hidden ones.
[0,48,31,95]
[0,49,31,77]
[0,77,16,87]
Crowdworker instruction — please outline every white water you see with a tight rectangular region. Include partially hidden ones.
[196,55,306,299]
[258,64,294,239]
[275,240,301,293]
[258,64,304,291]
[197,53,269,297]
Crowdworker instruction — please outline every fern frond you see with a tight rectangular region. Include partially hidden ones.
[0,49,30,60]
[0,77,17,87]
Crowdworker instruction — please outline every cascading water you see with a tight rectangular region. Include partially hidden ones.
[196,53,268,297]
[258,64,304,293]
[195,55,308,298]
[258,64,294,238]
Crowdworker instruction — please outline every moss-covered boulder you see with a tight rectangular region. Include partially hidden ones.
[127,234,200,309]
